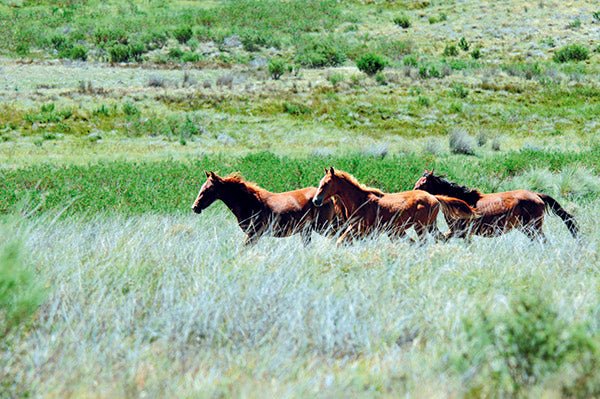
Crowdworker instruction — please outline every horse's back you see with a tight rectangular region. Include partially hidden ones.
[264,187,317,213]
[478,190,544,214]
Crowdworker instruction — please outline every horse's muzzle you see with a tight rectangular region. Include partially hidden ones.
[312,197,323,207]
[192,205,202,214]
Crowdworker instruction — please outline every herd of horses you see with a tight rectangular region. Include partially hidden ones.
[191,167,578,245]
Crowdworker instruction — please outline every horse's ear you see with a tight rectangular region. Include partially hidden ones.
[324,167,328,174]
[329,166,335,174]
[430,168,435,175]
[204,170,210,177]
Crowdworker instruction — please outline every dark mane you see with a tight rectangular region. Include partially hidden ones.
[221,173,268,199]
[429,174,482,205]
[334,170,385,197]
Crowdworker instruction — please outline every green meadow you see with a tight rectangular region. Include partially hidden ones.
[1,0,599,397]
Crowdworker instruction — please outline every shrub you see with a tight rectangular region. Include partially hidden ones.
[443,44,459,57]
[449,128,475,155]
[393,14,411,29]
[419,63,442,79]
[471,47,482,59]
[49,34,69,50]
[450,83,468,98]
[0,230,45,337]
[181,52,201,63]
[327,72,345,86]
[567,18,581,29]
[356,53,387,76]
[458,37,470,51]
[553,44,589,63]
[67,44,88,61]
[173,26,193,44]
[375,71,387,85]
[428,13,447,24]
[122,102,140,116]
[402,54,418,67]
[108,44,131,63]
[295,36,347,67]
[455,295,599,396]
[168,47,184,60]
[240,29,278,52]
[94,27,128,45]
[283,102,311,116]
[593,11,600,23]
[268,58,287,80]
[417,96,430,107]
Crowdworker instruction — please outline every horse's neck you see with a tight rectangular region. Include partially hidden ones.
[220,183,266,223]
[436,181,481,206]
[337,181,374,216]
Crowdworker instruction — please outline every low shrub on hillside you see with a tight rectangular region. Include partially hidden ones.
[173,26,193,44]
[268,58,288,80]
[553,44,589,63]
[393,14,411,29]
[449,128,475,155]
[295,35,347,67]
[356,53,387,76]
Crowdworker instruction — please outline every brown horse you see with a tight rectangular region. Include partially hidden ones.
[413,170,578,240]
[192,171,345,245]
[312,167,478,242]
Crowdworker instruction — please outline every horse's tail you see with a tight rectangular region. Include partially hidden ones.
[536,193,578,238]
[435,195,479,220]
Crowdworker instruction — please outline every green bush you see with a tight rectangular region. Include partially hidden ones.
[0,229,45,337]
[458,37,470,51]
[173,26,193,44]
[455,295,599,396]
[443,44,459,57]
[553,44,589,63]
[450,83,468,98]
[67,44,88,60]
[168,47,184,60]
[94,27,128,45]
[283,102,311,116]
[295,36,347,68]
[356,53,387,76]
[181,52,201,63]
[108,44,130,63]
[402,54,418,67]
[471,47,482,59]
[122,102,140,116]
[393,14,411,29]
[268,58,287,80]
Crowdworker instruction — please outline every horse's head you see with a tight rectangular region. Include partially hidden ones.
[192,171,222,214]
[313,167,339,207]
[413,169,437,192]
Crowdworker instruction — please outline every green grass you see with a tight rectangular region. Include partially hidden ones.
[2,148,600,215]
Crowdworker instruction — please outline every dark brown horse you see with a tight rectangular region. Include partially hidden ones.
[413,170,578,240]
[192,171,346,245]
[312,167,478,242]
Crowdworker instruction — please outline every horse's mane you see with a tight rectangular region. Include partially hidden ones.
[429,173,482,205]
[334,170,385,197]
[221,173,267,198]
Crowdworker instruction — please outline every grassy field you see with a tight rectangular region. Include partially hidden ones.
[1,0,599,398]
